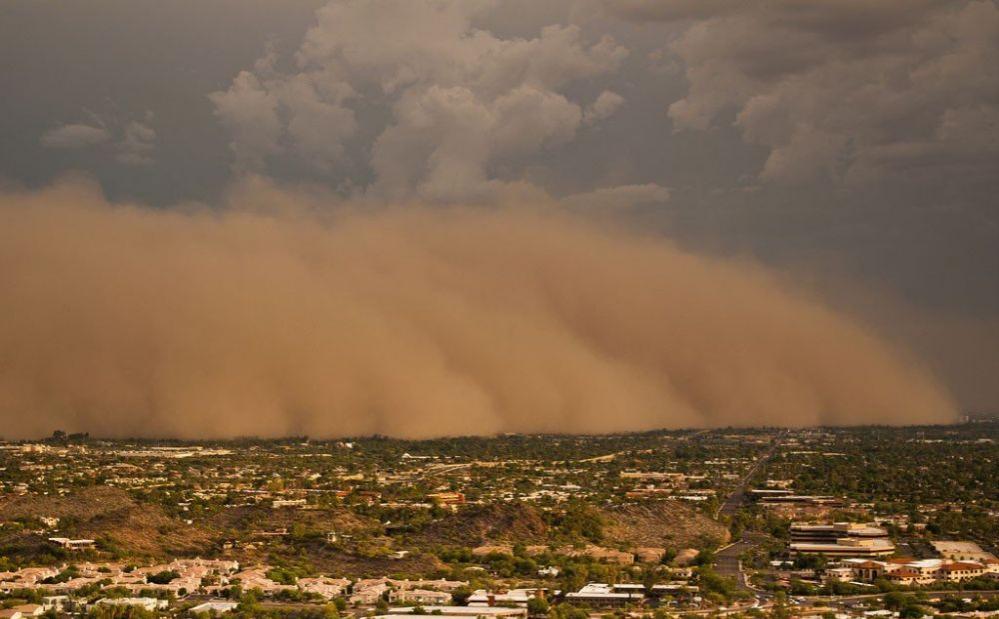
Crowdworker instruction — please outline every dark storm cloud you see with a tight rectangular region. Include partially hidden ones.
[634,0,999,195]
[0,0,325,203]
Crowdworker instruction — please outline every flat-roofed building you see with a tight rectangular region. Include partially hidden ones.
[427,492,465,506]
[467,589,539,607]
[564,583,645,607]
[749,489,794,499]
[190,601,239,615]
[754,492,841,506]
[47,537,95,551]
[790,536,895,558]
[389,589,453,605]
[791,522,890,543]
[790,522,893,558]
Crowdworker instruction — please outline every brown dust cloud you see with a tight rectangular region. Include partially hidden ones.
[0,178,957,439]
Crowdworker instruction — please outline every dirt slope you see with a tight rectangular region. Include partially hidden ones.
[601,501,730,549]
[412,503,549,547]
[0,486,214,558]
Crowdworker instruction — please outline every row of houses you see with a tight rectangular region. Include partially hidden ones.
[0,565,705,614]
[0,559,475,604]
[0,559,240,594]
[0,596,169,619]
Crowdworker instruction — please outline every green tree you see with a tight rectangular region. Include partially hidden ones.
[527,597,549,617]
[451,586,473,606]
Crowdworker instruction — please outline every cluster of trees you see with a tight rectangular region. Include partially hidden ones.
[234,595,340,619]
[42,565,82,584]
[47,430,92,444]
[696,567,750,604]
[544,503,604,544]
[264,565,312,586]
[932,595,999,614]
[146,570,179,585]
[762,425,998,510]
[882,591,930,618]
[86,605,155,619]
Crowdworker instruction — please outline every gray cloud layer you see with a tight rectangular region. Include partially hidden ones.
[40,123,111,149]
[0,178,956,439]
[615,0,999,194]
[39,115,157,167]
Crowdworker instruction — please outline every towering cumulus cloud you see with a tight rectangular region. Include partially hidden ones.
[0,179,955,439]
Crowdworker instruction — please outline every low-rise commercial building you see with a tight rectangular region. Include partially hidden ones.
[564,583,645,607]
[190,601,239,615]
[789,522,894,557]
[47,537,95,551]
[467,589,539,607]
[791,523,890,543]
[390,589,453,605]
[790,537,895,558]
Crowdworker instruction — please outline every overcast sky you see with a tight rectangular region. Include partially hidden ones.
[1,0,997,416]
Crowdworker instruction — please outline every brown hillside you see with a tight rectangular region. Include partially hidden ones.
[0,486,134,520]
[243,546,447,579]
[412,503,548,547]
[78,503,215,557]
[0,486,214,558]
[207,505,377,538]
[600,501,730,549]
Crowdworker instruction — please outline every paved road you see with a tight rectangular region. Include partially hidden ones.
[716,430,786,519]
[712,431,785,596]
[420,462,473,478]
[807,590,999,604]
[715,540,753,591]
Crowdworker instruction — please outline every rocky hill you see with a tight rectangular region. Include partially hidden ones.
[412,503,549,547]
[0,487,214,560]
[411,499,728,553]
[601,501,730,549]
